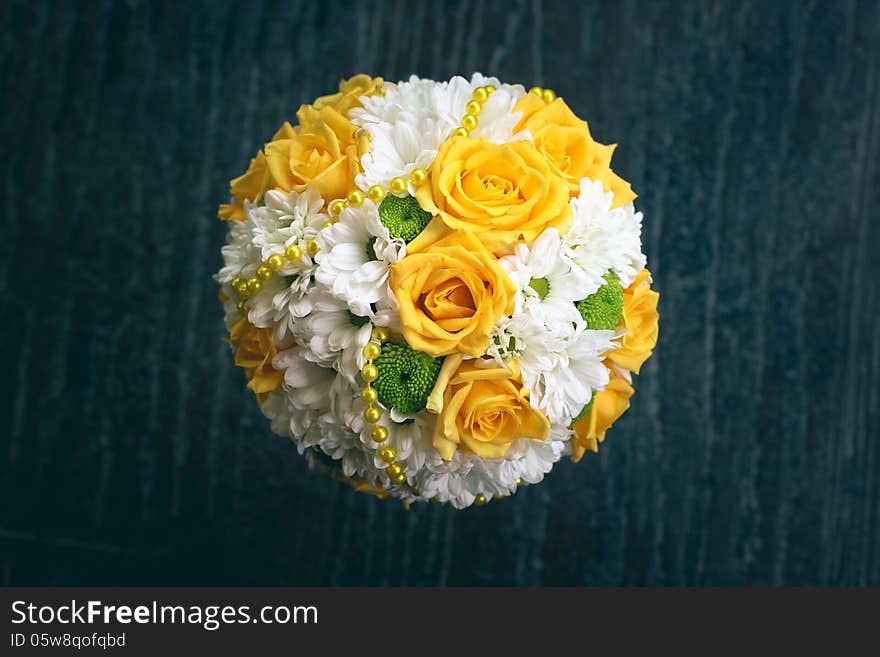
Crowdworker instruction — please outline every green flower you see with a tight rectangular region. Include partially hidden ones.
[374,343,443,415]
[378,194,432,242]
[575,271,623,330]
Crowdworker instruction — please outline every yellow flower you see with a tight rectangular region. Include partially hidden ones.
[310,73,384,115]
[228,316,282,400]
[414,136,571,256]
[263,75,381,203]
[571,369,634,462]
[514,94,636,208]
[427,356,550,460]
[606,268,659,374]
[389,228,515,358]
[217,122,296,221]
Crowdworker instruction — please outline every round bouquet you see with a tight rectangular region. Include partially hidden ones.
[215,74,659,508]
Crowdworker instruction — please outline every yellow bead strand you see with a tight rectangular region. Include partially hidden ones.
[457,84,495,136]
[231,224,331,301]
[359,328,409,487]
[529,85,557,104]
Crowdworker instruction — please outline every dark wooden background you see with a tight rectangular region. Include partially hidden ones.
[1,0,878,586]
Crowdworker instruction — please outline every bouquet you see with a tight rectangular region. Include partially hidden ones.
[215,74,659,508]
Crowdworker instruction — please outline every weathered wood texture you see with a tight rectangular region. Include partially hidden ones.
[1,0,878,585]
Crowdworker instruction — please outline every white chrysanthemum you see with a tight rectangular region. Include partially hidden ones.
[489,311,615,425]
[215,189,329,344]
[217,215,259,285]
[314,199,405,321]
[351,73,527,195]
[566,178,646,289]
[251,188,326,264]
[488,312,560,374]
[495,229,619,424]
[296,288,373,384]
[521,326,617,425]
[499,228,593,336]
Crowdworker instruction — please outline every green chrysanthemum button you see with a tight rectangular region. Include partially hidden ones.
[576,270,624,330]
[378,194,432,242]
[373,343,443,415]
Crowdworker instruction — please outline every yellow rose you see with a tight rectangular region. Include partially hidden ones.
[427,355,550,460]
[571,369,634,462]
[217,122,296,221]
[389,228,515,358]
[514,94,636,208]
[311,73,384,115]
[414,136,571,255]
[606,268,659,374]
[263,75,380,203]
[264,106,361,203]
[228,316,282,400]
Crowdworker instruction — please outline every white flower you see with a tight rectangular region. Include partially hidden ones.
[314,199,405,320]
[522,326,617,425]
[351,73,527,194]
[274,348,336,410]
[566,178,646,289]
[214,188,330,344]
[251,189,327,267]
[217,215,259,285]
[296,288,373,384]
[488,312,560,372]
[499,228,592,336]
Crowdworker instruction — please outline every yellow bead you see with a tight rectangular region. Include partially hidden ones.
[361,387,378,403]
[529,86,544,97]
[363,342,382,360]
[387,462,403,476]
[473,87,489,103]
[474,493,487,506]
[389,177,408,196]
[542,88,556,103]
[485,84,496,93]
[371,326,389,342]
[236,300,246,311]
[361,363,379,382]
[329,199,346,216]
[347,189,365,207]
[452,127,468,138]
[379,446,397,463]
[516,478,523,486]
[266,254,285,272]
[256,265,272,281]
[390,471,407,485]
[466,99,482,116]
[364,406,382,424]
[367,185,386,203]
[285,244,303,261]
[306,239,319,256]
[460,114,478,132]
[409,168,427,186]
[371,425,389,443]
[246,278,262,295]
[231,276,242,289]
[321,221,333,229]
